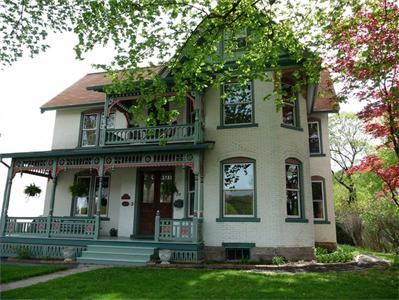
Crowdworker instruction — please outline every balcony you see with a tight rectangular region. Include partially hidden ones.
[104,123,202,146]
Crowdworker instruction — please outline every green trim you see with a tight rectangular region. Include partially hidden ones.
[285,218,309,223]
[312,177,329,223]
[219,80,256,128]
[217,123,258,130]
[219,157,258,221]
[310,154,326,157]
[222,242,255,248]
[314,220,331,224]
[308,118,324,156]
[285,158,306,220]
[40,102,104,113]
[216,217,261,222]
[280,124,303,131]
[0,142,215,159]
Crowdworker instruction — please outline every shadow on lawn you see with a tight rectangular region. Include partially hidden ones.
[2,266,398,299]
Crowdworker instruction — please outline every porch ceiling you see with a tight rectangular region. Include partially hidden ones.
[0,142,214,159]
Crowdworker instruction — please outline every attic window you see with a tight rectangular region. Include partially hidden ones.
[223,29,248,52]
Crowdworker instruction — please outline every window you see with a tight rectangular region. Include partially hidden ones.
[80,112,115,147]
[222,159,255,217]
[312,179,325,220]
[285,159,302,218]
[223,29,247,52]
[281,76,299,127]
[72,174,110,216]
[225,248,250,261]
[222,81,253,126]
[308,121,321,154]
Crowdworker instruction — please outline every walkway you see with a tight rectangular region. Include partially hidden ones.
[0,265,105,292]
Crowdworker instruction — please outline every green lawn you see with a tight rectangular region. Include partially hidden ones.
[0,264,67,284]
[1,264,398,299]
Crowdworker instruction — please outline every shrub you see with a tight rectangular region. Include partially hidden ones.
[272,256,285,265]
[16,246,32,259]
[315,246,354,263]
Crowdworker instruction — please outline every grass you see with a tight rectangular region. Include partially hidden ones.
[1,263,398,299]
[0,263,67,284]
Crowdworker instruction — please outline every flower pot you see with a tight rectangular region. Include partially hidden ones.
[159,249,172,264]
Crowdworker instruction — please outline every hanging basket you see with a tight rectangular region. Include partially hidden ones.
[24,183,42,198]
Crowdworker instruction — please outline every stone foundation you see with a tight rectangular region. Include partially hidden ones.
[204,246,314,262]
[315,242,337,252]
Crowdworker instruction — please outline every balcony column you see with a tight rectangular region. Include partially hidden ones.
[193,91,203,144]
[95,157,105,239]
[0,159,14,236]
[100,96,111,146]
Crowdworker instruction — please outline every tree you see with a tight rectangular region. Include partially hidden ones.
[329,113,370,204]
[327,0,399,206]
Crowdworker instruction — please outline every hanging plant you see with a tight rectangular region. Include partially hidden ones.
[160,180,178,197]
[69,181,89,197]
[24,183,42,198]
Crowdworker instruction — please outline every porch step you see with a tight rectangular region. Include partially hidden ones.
[77,244,155,266]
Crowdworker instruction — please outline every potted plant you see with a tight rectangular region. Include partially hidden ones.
[69,181,89,198]
[24,183,42,198]
[160,180,178,198]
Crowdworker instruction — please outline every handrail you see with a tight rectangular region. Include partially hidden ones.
[155,214,203,243]
[105,123,198,145]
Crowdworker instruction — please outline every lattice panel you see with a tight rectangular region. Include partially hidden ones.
[0,243,86,259]
[171,250,203,263]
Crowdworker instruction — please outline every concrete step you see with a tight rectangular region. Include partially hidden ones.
[77,257,147,266]
[81,251,151,261]
[86,245,154,255]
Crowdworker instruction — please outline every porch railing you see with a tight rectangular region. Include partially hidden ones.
[104,123,198,145]
[154,214,203,243]
[4,216,99,239]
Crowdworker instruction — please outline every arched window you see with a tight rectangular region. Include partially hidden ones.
[285,158,304,219]
[221,157,256,218]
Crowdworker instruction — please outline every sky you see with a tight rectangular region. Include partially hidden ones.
[0,32,363,217]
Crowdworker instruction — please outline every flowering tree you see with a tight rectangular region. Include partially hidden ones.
[328,0,399,206]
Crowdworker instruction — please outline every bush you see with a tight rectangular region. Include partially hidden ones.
[272,256,285,265]
[315,246,354,263]
[16,247,32,259]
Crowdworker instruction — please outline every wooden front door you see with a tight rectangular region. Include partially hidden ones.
[138,170,174,236]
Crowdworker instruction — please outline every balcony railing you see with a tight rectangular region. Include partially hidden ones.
[4,216,99,239]
[104,123,199,146]
[154,213,203,243]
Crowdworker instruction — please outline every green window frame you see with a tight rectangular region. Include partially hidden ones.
[79,112,115,147]
[217,157,260,222]
[71,174,111,217]
[285,158,308,223]
[219,81,256,128]
[280,75,301,130]
[308,119,324,155]
[311,176,329,224]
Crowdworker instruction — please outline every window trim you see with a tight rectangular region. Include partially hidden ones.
[311,176,329,223]
[217,157,260,222]
[308,119,324,156]
[78,111,115,148]
[219,81,256,128]
[284,158,308,223]
[71,173,111,217]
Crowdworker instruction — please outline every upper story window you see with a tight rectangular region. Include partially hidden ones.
[222,81,254,126]
[80,112,115,147]
[285,158,302,218]
[223,29,248,53]
[308,120,322,154]
[222,158,255,217]
[281,76,299,128]
[311,178,325,220]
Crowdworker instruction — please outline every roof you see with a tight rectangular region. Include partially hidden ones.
[40,66,163,112]
[313,71,338,112]
[40,67,337,113]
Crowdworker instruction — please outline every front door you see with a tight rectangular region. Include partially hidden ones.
[138,170,174,236]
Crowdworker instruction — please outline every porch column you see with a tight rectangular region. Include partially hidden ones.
[46,176,58,237]
[193,153,200,217]
[0,160,14,236]
[95,158,105,239]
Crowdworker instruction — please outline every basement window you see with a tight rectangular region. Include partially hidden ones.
[225,248,250,261]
